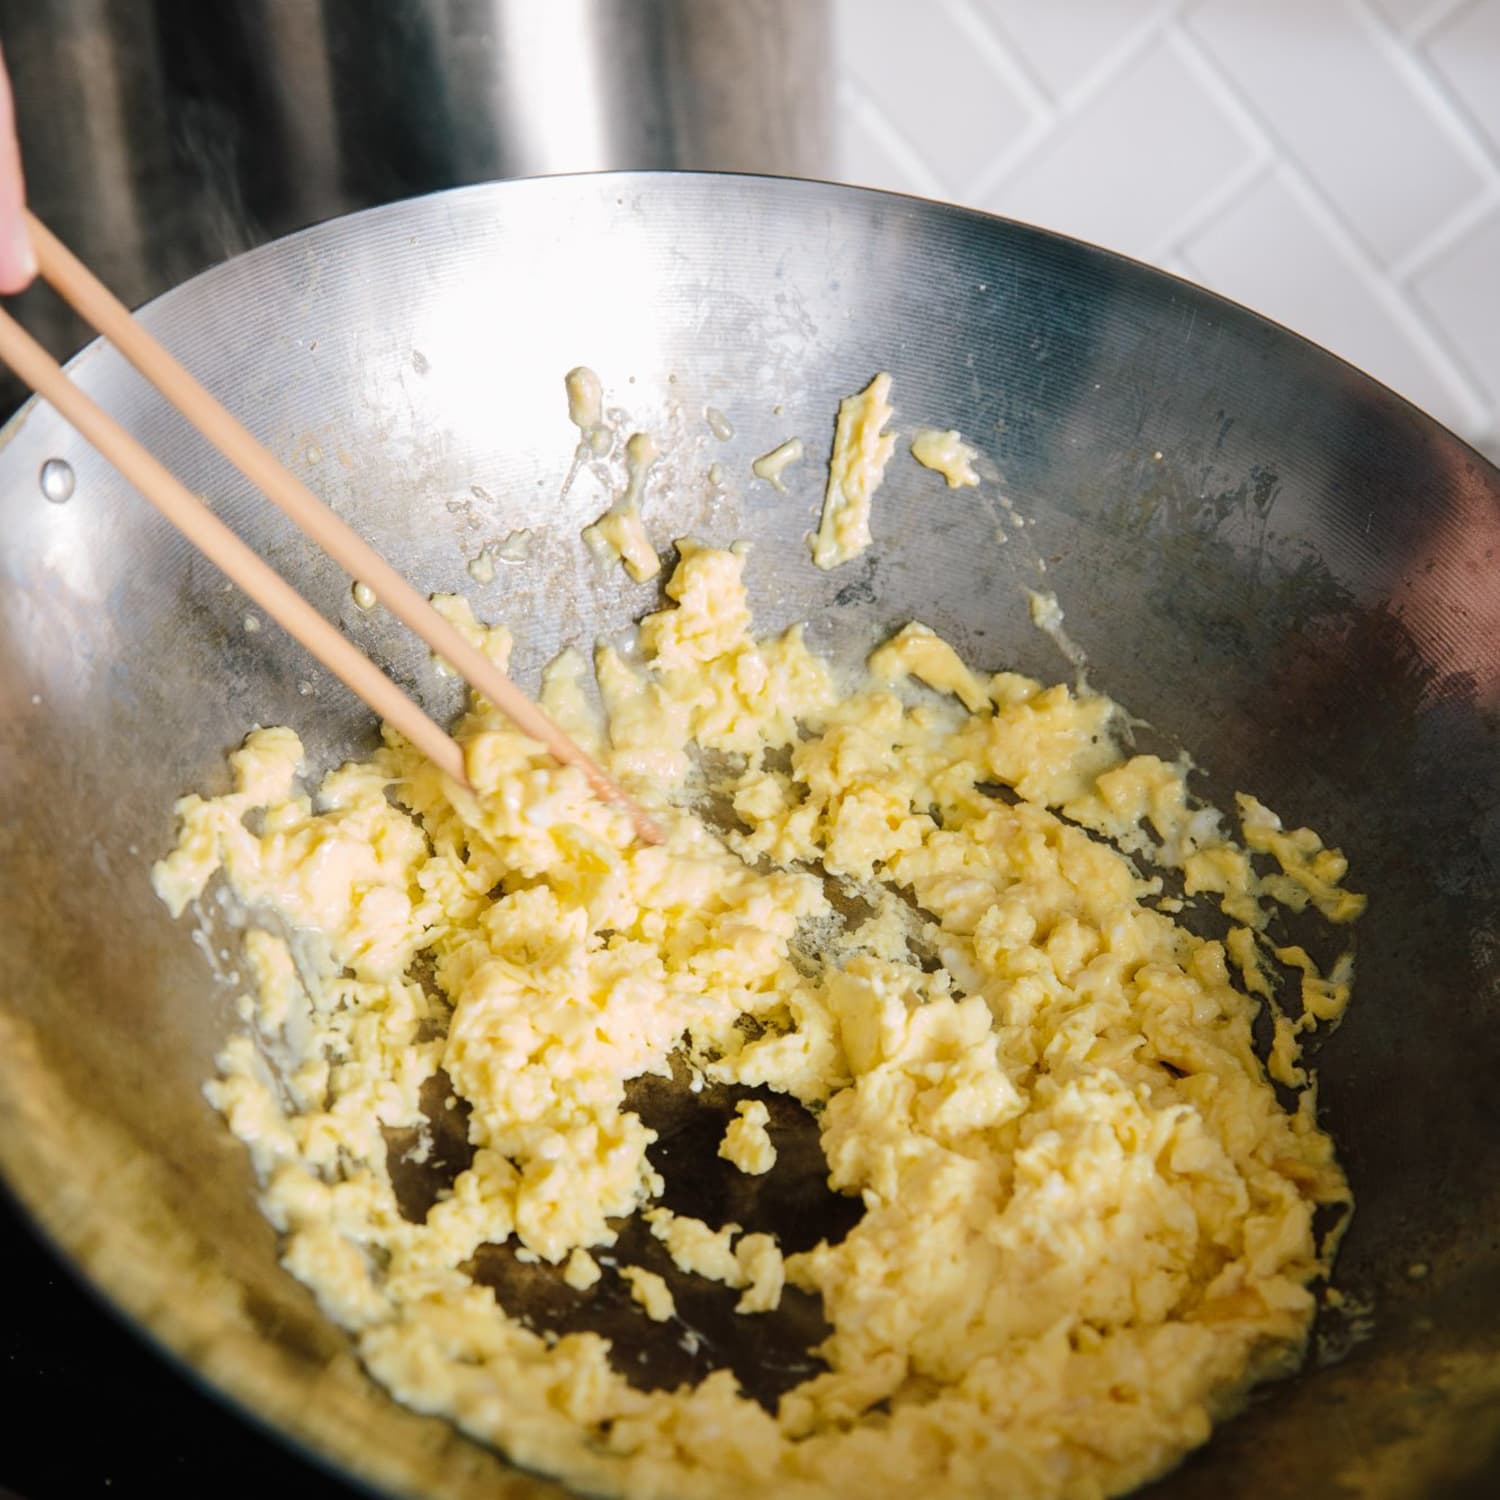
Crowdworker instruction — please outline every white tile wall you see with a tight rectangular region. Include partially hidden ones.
[979,36,1260,262]
[839,0,1035,189]
[1188,0,1485,265]
[1370,0,1449,30]
[1413,206,1500,407]
[832,0,1500,460]
[1427,0,1500,156]
[975,0,1172,103]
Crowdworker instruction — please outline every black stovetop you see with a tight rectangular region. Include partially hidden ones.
[2,1190,364,1498]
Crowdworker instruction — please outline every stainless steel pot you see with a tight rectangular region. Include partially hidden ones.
[0,0,831,404]
[2,173,1498,1498]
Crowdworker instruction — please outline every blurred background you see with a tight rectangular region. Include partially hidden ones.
[2,0,1497,460]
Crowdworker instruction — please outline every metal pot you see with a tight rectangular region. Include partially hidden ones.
[0,0,831,407]
[2,173,1498,1498]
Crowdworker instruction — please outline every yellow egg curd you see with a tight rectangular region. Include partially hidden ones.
[812,373,895,569]
[154,541,1362,1500]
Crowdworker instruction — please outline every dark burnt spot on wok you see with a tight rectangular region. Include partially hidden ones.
[384,1052,862,1411]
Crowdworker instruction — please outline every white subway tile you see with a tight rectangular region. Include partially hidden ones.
[1412,206,1500,410]
[1187,0,1484,264]
[1183,170,1471,431]
[1370,0,1448,32]
[1426,0,1500,157]
[828,0,1500,450]
[834,0,1034,192]
[972,0,1171,101]
[981,39,1254,260]
[835,93,943,199]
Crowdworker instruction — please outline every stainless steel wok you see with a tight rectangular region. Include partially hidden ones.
[1,174,1498,1499]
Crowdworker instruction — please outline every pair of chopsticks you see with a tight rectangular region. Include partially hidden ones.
[0,212,661,844]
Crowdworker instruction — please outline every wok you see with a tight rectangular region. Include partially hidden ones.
[1,174,1497,1499]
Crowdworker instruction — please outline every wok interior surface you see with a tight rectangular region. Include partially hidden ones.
[2,173,1499,1499]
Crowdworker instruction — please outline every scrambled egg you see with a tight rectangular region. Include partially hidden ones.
[582,431,663,583]
[911,427,980,488]
[812,373,895,569]
[720,1101,777,1175]
[155,540,1362,1500]
[622,1267,676,1322]
[752,437,806,493]
[565,365,611,454]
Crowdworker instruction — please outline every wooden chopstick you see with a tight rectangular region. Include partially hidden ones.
[7,213,662,844]
[0,304,469,782]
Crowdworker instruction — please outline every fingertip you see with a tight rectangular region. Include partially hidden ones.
[0,216,35,294]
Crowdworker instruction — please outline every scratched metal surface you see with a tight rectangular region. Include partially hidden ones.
[2,175,1499,1498]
